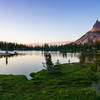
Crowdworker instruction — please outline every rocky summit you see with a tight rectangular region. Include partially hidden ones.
[74,20,100,45]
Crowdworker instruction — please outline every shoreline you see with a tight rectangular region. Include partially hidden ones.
[0,53,16,56]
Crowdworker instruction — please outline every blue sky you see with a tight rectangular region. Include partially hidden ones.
[0,0,100,43]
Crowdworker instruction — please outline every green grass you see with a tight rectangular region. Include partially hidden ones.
[0,63,100,100]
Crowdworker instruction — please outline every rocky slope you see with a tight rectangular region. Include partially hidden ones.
[74,20,100,45]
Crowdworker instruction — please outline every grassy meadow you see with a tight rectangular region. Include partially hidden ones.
[0,62,100,100]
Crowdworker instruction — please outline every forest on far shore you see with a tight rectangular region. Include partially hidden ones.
[0,41,100,52]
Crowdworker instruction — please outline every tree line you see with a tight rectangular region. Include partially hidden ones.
[33,42,100,52]
[0,41,100,52]
[0,41,33,51]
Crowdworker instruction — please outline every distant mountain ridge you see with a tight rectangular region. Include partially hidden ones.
[74,20,100,45]
[32,41,71,46]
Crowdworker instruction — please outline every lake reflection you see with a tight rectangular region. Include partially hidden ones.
[80,53,100,63]
[0,51,80,79]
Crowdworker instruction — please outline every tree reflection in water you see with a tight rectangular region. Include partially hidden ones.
[0,53,26,66]
[80,52,100,63]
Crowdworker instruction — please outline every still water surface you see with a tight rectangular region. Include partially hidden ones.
[0,51,80,79]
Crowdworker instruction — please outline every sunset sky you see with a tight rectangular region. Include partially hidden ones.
[0,0,100,44]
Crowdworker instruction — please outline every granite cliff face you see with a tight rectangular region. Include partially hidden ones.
[74,20,100,45]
